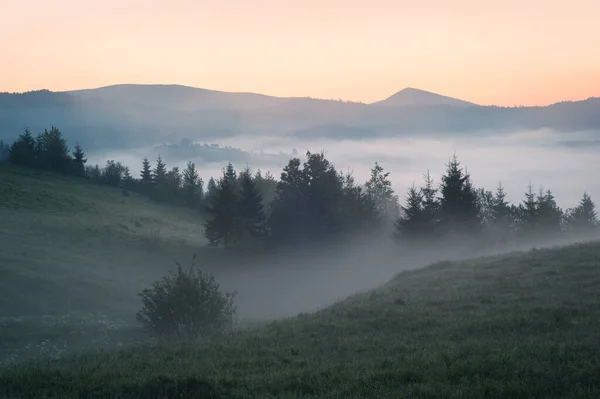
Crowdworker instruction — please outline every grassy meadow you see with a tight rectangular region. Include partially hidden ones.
[1,164,600,398]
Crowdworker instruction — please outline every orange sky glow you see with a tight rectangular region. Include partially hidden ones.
[1,0,599,106]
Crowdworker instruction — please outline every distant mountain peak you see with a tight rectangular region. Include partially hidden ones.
[373,87,477,107]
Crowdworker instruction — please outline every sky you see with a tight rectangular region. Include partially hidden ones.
[1,0,599,106]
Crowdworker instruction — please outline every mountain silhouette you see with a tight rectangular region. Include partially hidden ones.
[372,87,477,107]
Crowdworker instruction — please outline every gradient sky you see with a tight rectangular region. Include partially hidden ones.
[1,0,599,105]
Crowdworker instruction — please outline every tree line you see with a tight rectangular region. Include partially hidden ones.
[3,126,598,252]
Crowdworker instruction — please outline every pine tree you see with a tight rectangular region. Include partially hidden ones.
[238,167,267,239]
[165,166,182,203]
[204,163,240,248]
[182,161,203,209]
[395,184,424,241]
[536,188,563,236]
[520,183,538,234]
[490,181,513,241]
[153,155,167,184]
[420,170,440,234]
[206,177,217,198]
[72,142,87,177]
[140,157,152,184]
[35,126,72,172]
[568,192,598,234]
[365,162,399,221]
[8,129,37,167]
[438,154,481,236]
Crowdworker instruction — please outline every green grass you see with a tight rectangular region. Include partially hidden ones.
[1,242,599,398]
[2,164,600,397]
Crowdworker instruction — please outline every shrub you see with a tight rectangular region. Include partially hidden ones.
[136,255,237,340]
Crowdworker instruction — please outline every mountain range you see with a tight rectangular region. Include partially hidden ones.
[1,84,598,151]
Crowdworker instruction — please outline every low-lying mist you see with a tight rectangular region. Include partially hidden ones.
[201,230,600,321]
[87,129,599,209]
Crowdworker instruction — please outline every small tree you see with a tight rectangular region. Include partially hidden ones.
[8,129,37,167]
[72,142,87,177]
[137,255,237,340]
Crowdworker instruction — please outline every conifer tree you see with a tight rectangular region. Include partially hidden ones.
[568,192,598,234]
[365,162,399,221]
[204,163,240,248]
[153,155,167,184]
[140,157,153,189]
[519,183,538,234]
[35,126,72,172]
[238,167,267,239]
[395,184,424,241]
[438,154,481,235]
[9,129,37,167]
[72,142,87,177]
[182,161,203,208]
[490,181,513,241]
[536,188,563,236]
[420,170,440,235]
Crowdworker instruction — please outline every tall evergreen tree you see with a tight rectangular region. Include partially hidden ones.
[72,142,87,177]
[207,177,217,192]
[420,170,440,235]
[438,154,481,236]
[140,157,153,190]
[165,166,182,203]
[365,162,399,221]
[395,184,425,241]
[35,126,72,172]
[238,167,267,239]
[536,188,563,236]
[204,163,240,248]
[8,129,37,167]
[568,192,598,234]
[152,155,167,184]
[519,183,538,235]
[182,161,203,209]
[490,181,513,242]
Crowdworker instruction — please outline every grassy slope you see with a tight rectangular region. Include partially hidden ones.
[0,164,212,365]
[1,241,599,398]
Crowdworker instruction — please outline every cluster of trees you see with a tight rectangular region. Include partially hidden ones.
[4,127,598,253]
[204,153,598,251]
[394,156,598,250]
[3,127,87,175]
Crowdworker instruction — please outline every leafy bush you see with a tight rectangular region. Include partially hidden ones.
[136,255,237,340]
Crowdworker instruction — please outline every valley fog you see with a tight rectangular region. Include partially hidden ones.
[87,129,600,208]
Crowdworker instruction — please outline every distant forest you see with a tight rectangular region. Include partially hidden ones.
[154,139,292,165]
[2,126,598,253]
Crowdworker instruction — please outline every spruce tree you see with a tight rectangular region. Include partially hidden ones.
[72,142,87,177]
[365,162,399,221]
[519,183,538,235]
[491,181,513,241]
[395,184,424,241]
[204,163,240,248]
[153,155,167,184]
[182,161,203,209]
[420,170,440,235]
[536,188,563,236]
[35,126,72,172]
[140,157,153,188]
[568,192,598,234]
[9,129,37,167]
[238,167,267,239]
[438,154,481,236]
